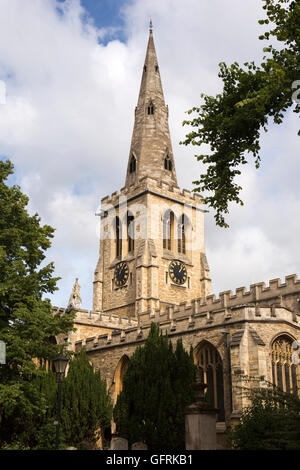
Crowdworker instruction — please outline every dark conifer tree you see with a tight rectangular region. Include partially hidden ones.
[60,349,113,449]
[114,323,196,450]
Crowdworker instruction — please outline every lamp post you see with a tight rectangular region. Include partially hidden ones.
[0,340,6,365]
[53,349,69,450]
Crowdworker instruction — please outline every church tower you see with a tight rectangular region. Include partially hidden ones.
[93,24,211,318]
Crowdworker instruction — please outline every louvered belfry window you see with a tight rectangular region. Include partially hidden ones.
[115,216,122,258]
[164,156,172,171]
[177,214,186,255]
[127,212,135,253]
[147,101,154,115]
[163,210,174,251]
[129,155,136,173]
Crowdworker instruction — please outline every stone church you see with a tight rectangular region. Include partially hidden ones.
[55,25,300,441]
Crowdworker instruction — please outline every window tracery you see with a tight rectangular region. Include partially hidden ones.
[271,335,298,393]
[196,341,225,421]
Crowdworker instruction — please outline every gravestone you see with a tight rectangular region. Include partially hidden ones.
[132,442,148,450]
[110,437,128,450]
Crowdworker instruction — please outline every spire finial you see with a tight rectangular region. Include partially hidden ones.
[149,17,153,31]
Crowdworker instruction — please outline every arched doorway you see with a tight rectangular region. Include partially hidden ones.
[195,341,225,421]
[110,355,129,436]
[113,355,129,404]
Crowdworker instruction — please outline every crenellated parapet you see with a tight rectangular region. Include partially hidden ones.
[74,304,298,354]
[53,306,138,330]
[100,176,204,214]
[135,273,300,323]
[73,274,300,354]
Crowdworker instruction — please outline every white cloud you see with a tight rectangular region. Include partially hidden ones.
[208,226,287,293]
[0,0,298,309]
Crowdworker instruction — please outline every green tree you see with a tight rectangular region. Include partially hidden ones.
[113,323,196,450]
[181,0,300,227]
[230,381,300,450]
[60,349,113,449]
[0,159,75,447]
[31,368,58,450]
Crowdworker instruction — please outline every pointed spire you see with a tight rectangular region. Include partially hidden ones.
[67,278,82,310]
[136,24,165,109]
[125,27,178,187]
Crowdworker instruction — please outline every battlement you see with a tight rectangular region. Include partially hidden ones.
[75,326,145,352]
[75,304,298,354]
[152,273,300,319]
[100,176,204,211]
[53,307,138,330]
[133,274,300,323]
[73,274,300,354]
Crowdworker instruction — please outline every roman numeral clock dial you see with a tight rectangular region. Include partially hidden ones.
[169,260,187,285]
[114,261,129,287]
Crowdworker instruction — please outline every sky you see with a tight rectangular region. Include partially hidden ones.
[0,0,299,310]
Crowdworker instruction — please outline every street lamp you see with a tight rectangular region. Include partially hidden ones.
[53,349,69,450]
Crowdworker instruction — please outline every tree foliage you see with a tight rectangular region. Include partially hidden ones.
[230,381,300,450]
[0,369,58,449]
[60,349,113,449]
[30,368,58,450]
[0,159,75,447]
[113,323,196,450]
[1,350,113,449]
[181,0,300,227]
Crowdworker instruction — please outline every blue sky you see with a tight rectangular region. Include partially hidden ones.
[80,0,127,29]
[58,0,129,43]
[0,0,299,310]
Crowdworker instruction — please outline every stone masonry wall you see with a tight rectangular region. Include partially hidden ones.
[69,274,300,425]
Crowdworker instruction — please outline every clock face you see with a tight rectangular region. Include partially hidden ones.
[114,261,129,287]
[169,260,187,285]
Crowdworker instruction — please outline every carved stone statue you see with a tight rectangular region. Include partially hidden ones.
[67,278,82,310]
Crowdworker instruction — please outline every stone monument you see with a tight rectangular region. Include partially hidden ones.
[185,368,218,450]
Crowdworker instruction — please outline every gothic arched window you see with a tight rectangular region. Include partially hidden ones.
[177,214,187,255]
[127,212,135,253]
[164,156,172,171]
[147,101,154,115]
[163,210,174,251]
[129,155,136,174]
[114,216,122,259]
[195,341,225,422]
[271,335,298,394]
